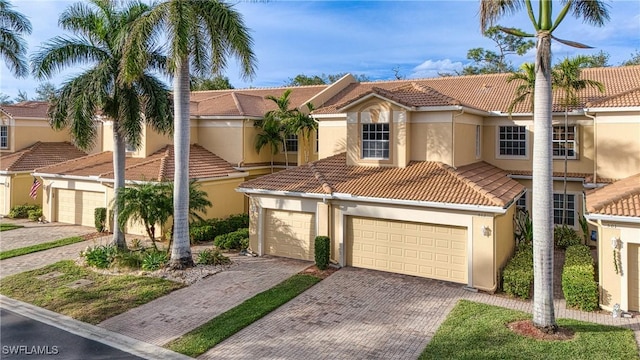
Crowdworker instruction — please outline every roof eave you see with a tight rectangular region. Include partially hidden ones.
[584,106,640,113]
[585,213,640,224]
[337,93,416,112]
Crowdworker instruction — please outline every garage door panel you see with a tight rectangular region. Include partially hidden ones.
[264,210,315,261]
[348,216,467,283]
[56,189,103,227]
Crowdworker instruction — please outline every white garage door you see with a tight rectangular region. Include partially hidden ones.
[264,210,316,261]
[629,244,640,311]
[348,217,467,283]
[56,189,104,227]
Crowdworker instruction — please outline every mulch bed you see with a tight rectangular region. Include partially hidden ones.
[81,232,112,241]
[507,320,575,341]
[300,264,339,279]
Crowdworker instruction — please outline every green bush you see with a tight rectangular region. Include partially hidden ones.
[113,250,143,269]
[314,236,331,270]
[213,228,249,250]
[141,250,168,271]
[82,245,118,269]
[190,213,250,243]
[513,209,533,247]
[28,208,43,222]
[554,225,582,249]
[197,248,231,266]
[190,225,215,243]
[8,204,40,219]
[94,207,107,232]
[562,244,598,311]
[502,245,533,299]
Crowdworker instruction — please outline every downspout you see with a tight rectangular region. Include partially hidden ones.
[452,108,465,167]
[584,111,597,184]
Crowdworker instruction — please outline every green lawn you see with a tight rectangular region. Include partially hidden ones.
[0,260,184,324]
[0,223,23,232]
[166,273,321,357]
[420,300,639,360]
[0,236,85,260]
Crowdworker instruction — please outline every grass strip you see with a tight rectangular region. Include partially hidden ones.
[166,273,321,357]
[0,223,23,232]
[0,236,85,260]
[420,299,639,360]
[0,260,183,324]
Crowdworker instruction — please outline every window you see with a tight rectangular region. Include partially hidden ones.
[125,142,137,152]
[552,125,577,159]
[516,192,527,212]
[553,193,575,226]
[362,123,389,159]
[315,130,319,153]
[498,126,527,157]
[0,125,7,149]
[285,133,298,152]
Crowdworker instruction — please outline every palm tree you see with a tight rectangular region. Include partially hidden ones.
[480,0,609,333]
[553,56,604,225]
[287,102,318,164]
[0,0,32,77]
[124,0,256,269]
[264,89,297,167]
[254,117,284,173]
[506,62,535,115]
[32,0,173,249]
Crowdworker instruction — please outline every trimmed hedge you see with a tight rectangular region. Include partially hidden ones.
[502,245,533,299]
[8,204,40,219]
[554,225,582,249]
[314,236,330,270]
[214,228,249,250]
[190,213,249,243]
[94,207,107,232]
[562,244,599,311]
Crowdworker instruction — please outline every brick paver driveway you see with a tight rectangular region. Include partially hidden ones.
[200,267,469,360]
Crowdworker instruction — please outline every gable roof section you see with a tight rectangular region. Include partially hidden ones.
[35,144,242,182]
[0,142,87,172]
[586,87,640,108]
[239,153,524,208]
[586,173,640,218]
[0,101,50,118]
[315,65,640,115]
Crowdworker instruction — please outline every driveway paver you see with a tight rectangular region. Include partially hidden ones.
[0,219,95,251]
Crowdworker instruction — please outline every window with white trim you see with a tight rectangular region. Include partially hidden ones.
[0,125,7,149]
[553,193,575,226]
[285,133,298,152]
[516,192,527,212]
[498,125,527,157]
[552,125,577,159]
[362,123,390,159]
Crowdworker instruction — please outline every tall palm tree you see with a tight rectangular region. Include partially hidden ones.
[254,117,284,173]
[553,56,604,225]
[480,0,609,333]
[506,62,535,115]
[264,89,297,167]
[0,0,32,77]
[124,0,256,269]
[32,0,173,249]
[287,102,318,164]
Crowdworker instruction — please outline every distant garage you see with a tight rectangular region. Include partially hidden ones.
[264,209,316,261]
[347,217,467,284]
[55,189,105,227]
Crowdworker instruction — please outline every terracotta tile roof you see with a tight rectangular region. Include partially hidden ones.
[339,83,476,110]
[0,101,49,118]
[0,142,86,172]
[586,173,640,217]
[506,170,617,184]
[239,153,524,208]
[314,65,640,115]
[190,85,326,117]
[586,87,640,108]
[36,144,243,182]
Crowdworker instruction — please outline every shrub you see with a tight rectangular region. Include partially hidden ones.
[554,225,582,249]
[113,250,143,269]
[562,244,598,311]
[214,228,249,250]
[82,245,117,269]
[502,245,533,299]
[314,236,331,270]
[190,213,250,244]
[94,207,107,232]
[513,209,533,247]
[28,208,43,222]
[141,250,168,271]
[197,248,231,266]
[8,204,40,219]
[190,225,215,243]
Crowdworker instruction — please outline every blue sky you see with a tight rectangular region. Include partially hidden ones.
[2,0,639,100]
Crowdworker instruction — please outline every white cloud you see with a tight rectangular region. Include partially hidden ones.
[410,59,465,78]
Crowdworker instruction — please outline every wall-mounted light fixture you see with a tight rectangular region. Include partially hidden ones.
[481,226,492,237]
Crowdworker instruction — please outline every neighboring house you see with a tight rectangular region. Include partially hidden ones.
[238,65,640,298]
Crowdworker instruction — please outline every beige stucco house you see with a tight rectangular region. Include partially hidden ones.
[238,66,640,303]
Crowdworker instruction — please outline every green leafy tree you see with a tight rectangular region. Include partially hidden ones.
[506,62,536,115]
[32,0,173,250]
[480,0,609,333]
[13,90,28,103]
[254,118,284,173]
[124,0,256,269]
[286,102,317,164]
[580,50,610,68]
[0,0,32,77]
[286,73,370,86]
[0,93,11,105]
[190,75,234,91]
[34,82,57,101]
[463,26,535,75]
[621,50,640,66]
[264,89,297,167]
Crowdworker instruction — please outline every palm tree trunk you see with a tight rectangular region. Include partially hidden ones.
[563,107,568,226]
[531,32,557,333]
[169,57,194,269]
[111,130,127,249]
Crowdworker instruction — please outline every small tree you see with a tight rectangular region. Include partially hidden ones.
[286,102,317,164]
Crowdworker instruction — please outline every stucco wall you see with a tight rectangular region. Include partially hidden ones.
[595,117,640,180]
[197,120,244,165]
[8,119,72,153]
[317,118,347,159]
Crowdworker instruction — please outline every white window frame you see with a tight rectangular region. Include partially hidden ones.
[552,125,577,160]
[553,193,576,227]
[0,125,8,149]
[285,133,298,153]
[496,125,528,159]
[361,122,390,160]
[515,191,527,212]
